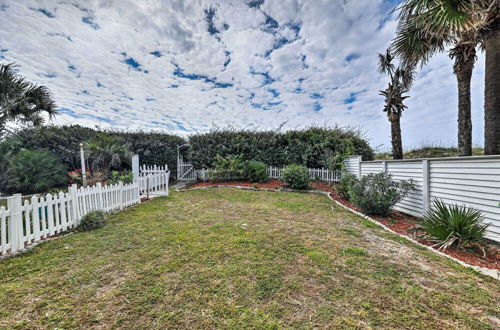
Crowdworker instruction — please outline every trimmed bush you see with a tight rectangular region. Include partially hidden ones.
[281,164,309,190]
[77,210,107,231]
[188,127,374,169]
[244,160,268,183]
[208,154,246,181]
[349,173,415,216]
[4,149,68,194]
[337,173,357,200]
[413,199,489,251]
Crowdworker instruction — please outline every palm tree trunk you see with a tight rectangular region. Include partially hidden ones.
[390,116,403,159]
[455,53,475,156]
[484,19,500,155]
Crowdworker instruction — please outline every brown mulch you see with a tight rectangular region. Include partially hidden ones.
[182,180,500,271]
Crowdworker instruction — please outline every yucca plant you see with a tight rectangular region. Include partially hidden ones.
[413,199,489,255]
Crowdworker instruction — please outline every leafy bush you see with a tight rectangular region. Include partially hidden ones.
[4,150,68,194]
[188,127,374,169]
[3,125,187,178]
[77,210,107,232]
[413,199,489,251]
[281,164,309,190]
[208,154,246,181]
[244,160,268,183]
[108,170,134,185]
[349,173,415,216]
[84,134,131,177]
[337,173,357,200]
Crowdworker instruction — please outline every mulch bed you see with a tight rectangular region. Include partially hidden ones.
[182,180,500,271]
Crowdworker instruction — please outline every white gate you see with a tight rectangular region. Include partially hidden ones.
[177,161,198,181]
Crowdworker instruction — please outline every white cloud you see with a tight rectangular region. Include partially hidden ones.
[0,0,486,150]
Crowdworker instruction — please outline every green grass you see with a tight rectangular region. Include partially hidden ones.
[0,188,498,329]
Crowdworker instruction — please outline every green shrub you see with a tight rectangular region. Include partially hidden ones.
[349,173,415,216]
[337,173,357,200]
[281,164,309,190]
[244,160,268,183]
[4,149,68,194]
[84,135,131,177]
[208,154,246,181]
[413,199,489,251]
[3,125,186,178]
[108,170,134,185]
[77,210,107,231]
[188,127,374,169]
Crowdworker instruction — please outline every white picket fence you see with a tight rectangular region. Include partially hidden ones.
[267,166,341,182]
[0,165,170,256]
[177,161,341,183]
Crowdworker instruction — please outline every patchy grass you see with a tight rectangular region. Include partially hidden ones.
[0,188,499,329]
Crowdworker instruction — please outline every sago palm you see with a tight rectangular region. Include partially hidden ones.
[378,49,415,159]
[392,0,500,155]
[0,63,58,135]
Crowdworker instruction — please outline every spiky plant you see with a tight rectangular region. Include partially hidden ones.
[5,149,68,193]
[414,199,489,255]
[0,63,58,135]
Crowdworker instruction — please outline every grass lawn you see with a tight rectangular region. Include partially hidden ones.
[0,188,499,329]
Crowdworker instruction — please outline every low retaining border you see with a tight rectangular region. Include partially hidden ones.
[177,184,500,280]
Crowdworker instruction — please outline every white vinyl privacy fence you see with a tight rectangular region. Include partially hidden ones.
[177,161,341,183]
[345,155,500,242]
[1,163,170,256]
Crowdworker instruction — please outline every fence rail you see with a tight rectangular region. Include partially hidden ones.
[177,162,341,183]
[1,165,170,256]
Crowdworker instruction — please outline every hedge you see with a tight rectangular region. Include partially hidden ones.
[2,125,187,179]
[187,127,374,169]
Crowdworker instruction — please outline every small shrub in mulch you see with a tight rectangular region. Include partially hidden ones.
[280,164,309,190]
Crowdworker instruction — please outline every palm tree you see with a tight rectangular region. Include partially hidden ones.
[378,49,415,159]
[392,3,480,156]
[84,135,131,177]
[0,63,58,135]
[392,0,500,155]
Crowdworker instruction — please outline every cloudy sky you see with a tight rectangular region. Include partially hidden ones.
[0,0,486,150]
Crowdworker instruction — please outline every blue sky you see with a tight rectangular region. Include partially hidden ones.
[0,0,486,151]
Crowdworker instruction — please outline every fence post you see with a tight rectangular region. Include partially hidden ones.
[357,156,362,178]
[132,154,140,183]
[31,195,41,241]
[422,159,430,212]
[69,184,79,226]
[96,182,104,210]
[7,194,23,254]
[382,160,387,173]
[119,181,124,209]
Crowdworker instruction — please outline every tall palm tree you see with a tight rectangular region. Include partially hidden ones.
[0,63,58,135]
[84,135,131,177]
[392,0,500,155]
[378,49,415,159]
[392,3,480,156]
